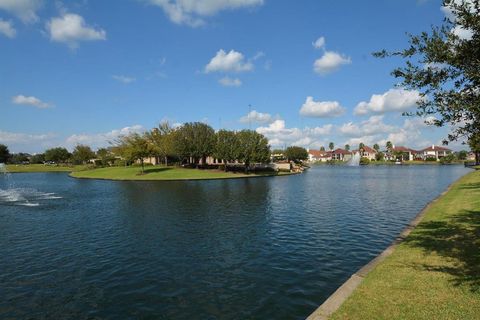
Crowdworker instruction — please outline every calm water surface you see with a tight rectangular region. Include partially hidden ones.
[0,165,469,319]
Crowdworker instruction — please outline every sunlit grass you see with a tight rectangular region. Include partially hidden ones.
[330,170,480,320]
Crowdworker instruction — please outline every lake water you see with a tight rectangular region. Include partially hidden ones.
[0,165,469,319]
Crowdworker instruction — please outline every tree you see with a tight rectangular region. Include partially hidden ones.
[236,130,270,173]
[72,145,95,165]
[374,0,480,146]
[359,142,365,151]
[146,121,175,166]
[96,148,115,166]
[457,150,468,160]
[44,147,71,164]
[373,143,380,152]
[285,146,308,163]
[9,153,30,164]
[30,153,45,164]
[386,141,393,152]
[329,142,334,151]
[0,144,10,163]
[469,134,480,165]
[113,133,152,173]
[215,130,240,170]
[344,144,350,151]
[173,122,216,166]
[320,146,325,151]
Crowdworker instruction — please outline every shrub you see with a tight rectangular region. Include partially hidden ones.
[360,157,370,165]
[425,157,437,162]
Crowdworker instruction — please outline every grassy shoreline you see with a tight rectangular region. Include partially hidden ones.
[70,165,293,181]
[328,169,480,320]
[5,164,87,173]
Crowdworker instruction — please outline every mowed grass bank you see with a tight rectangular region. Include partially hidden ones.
[330,169,480,320]
[70,165,289,181]
[6,164,87,173]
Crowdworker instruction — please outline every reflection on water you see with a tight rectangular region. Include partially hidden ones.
[0,166,470,319]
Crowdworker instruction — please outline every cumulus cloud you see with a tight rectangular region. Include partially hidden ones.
[46,13,106,48]
[441,0,474,40]
[354,88,421,115]
[339,115,396,138]
[12,94,52,108]
[219,76,242,87]
[66,125,144,149]
[0,18,15,38]
[256,119,332,148]
[0,130,57,153]
[112,75,136,84]
[313,51,351,75]
[0,0,41,23]
[147,0,264,27]
[240,110,275,124]
[299,96,345,118]
[205,49,253,73]
[312,36,325,49]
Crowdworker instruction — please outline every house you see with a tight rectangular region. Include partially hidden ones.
[331,148,352,161]
[307,149,332,162]
[421,145,452,160]
[386,145,418,161]
[358,145,377,161]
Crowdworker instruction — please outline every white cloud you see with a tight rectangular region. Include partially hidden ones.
[256,119,333,148]
[240,110,275,124]
[0,18,15,37]
[339,115,396,138]
[219,76,242,87]
[0,0,41,23]
[0,130,57,153]
[205,49,253,73]
[312,36,325,49]
[112,75,136,84]
[147,0,263,27]
[66,125,144,149]
[299,96,345,118]
[313,51,351,75]
[46,13,106,48]
[452,25,473,40]
[441,0,474,40]
[12,94,52,109]
[354,88,421,115]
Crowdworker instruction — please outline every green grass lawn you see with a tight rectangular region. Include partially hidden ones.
[5,164,87,173]
[70,165,289,181]
[330,169,480,320]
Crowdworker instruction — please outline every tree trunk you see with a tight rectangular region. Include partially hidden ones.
[244,160,249,174]
[224,159,228,172]
[165,156,168,166]
[141,159,144,174]
[476,152,480,165]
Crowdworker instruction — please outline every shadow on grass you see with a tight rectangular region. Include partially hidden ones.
[143,167,173,174]
[404,208,480,292]
[458,182,480,190]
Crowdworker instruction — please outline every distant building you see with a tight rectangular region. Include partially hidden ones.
[421,145,452,160]
[307,149,332,162]
[331,148,352,161]
[356,145,377,161]
[386,145,418,161]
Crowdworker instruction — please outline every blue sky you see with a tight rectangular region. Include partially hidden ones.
[0,0,464,153]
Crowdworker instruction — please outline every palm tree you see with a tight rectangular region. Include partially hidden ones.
[373,143,380,152]
[386,141,393,151]
[344,144,350,151]
[320,146,325,151]
[359,142,365,150]
[329,142,334,151]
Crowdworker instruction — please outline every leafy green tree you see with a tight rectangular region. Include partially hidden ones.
[236,130,270,173]
[320,146,325,151]
[376,152,385,161]
[30,153,45,164]
[374,0,480,145]
[457,150,468,160]
[373,143,380,152]
[72,145,95,165]
[173,122,216,166]
[96,148,115,166]
[113,133,152,173]
[329,142,334,151]
[44,147,71,164]
[344,144,350,151]
[215,130,240,170]
[9,153,30,164]
[0,144,10,163]
[386,141,393,152]
[359,142,365,151]
[146,121,175,166]
[285,146,308,163]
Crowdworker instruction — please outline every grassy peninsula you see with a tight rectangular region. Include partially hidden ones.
[70,165,290,181]
[330,169,480,320]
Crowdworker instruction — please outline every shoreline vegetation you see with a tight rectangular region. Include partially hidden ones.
[312,168,480,320]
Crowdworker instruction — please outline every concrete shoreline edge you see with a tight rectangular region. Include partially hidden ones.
[305,172,471,320]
